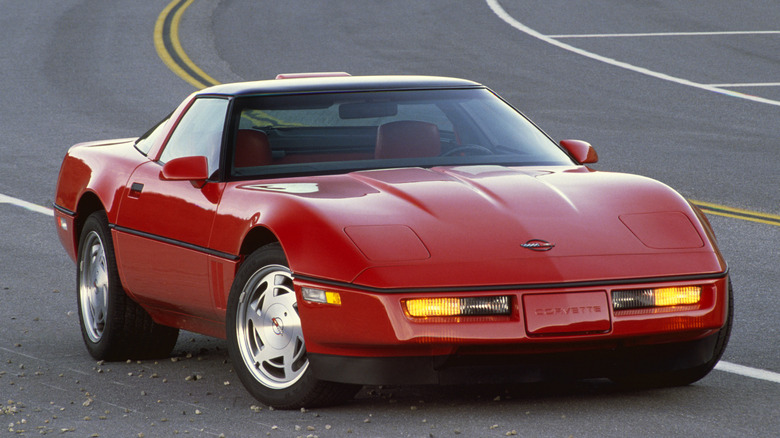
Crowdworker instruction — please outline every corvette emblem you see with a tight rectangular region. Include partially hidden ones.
[271,317,284,335]
[521,239,555,251]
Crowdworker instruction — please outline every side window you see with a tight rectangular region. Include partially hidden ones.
[159,97,229,177]
[134,115,170,155]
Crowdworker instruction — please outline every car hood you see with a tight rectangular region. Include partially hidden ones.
[238,165,725,289]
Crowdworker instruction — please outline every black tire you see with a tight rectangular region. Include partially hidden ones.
[611,279,733,387]
[226,243,360,409]
[76,211,179,361]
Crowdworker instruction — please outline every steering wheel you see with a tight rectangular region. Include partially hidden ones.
[441,144,494,157]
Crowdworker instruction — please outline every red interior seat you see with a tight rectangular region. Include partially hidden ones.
[375,121,441,159]
[234,130,272,167]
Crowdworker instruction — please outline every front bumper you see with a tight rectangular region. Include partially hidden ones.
[308,331,722,385]
[295,274,728,385]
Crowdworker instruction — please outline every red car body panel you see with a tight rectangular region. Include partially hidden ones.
[53,75,729,387]
[54,139,145,258]
[295,277,726,356]
[216,166,724,288]
[55,151,727,341]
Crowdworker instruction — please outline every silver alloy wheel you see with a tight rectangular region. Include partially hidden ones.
[235,265,308,389]
[79,230,109,343]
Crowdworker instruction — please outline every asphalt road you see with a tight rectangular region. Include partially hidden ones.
[1,1,778,436]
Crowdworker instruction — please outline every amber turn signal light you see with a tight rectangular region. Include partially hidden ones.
[301,287,341,305]
[404,296,511,318]
[612,286,701,310]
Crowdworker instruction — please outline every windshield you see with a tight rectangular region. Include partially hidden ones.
[228,88,572,178]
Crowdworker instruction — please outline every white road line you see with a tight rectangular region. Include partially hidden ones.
[709,82,780,88]
[485,0,780,107]
[5,194,780,385]
[715,361,780,384]
[549,30,780,39]
[0,345,41,360]
[0,193,54,216]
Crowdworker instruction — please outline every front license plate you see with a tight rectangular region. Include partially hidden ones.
[523,291,611,336]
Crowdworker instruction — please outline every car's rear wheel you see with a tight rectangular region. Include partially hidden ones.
[611,279,733,387]
[227,243,360,409]
[77,211,179,360]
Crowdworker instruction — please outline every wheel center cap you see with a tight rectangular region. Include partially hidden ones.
[271,317,284,335]
[264,303,293,350]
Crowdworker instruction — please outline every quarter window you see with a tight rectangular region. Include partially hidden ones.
[134,115,170,156]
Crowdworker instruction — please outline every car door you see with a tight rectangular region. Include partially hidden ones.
[112,97,230,320]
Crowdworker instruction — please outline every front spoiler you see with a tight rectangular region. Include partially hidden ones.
[309,330,721,385]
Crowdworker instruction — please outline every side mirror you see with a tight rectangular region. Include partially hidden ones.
[161,156,209,183]
[560,139,598,164]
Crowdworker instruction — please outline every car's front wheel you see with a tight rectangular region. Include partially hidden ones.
[226,243,359,409]
[77,211,179,360]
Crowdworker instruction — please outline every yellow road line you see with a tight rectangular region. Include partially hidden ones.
[154,0,220,89]
[169,0,220,87]
[691,200,780,227]
[150,2,778,229]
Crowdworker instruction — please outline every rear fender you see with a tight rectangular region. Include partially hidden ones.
[54,141,149,261]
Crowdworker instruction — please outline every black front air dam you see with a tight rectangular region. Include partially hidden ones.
[308,332,720,386]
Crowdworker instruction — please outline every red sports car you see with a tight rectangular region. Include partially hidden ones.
[54,73,731,408]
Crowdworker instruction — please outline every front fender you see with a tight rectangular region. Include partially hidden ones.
[210,185,371,283]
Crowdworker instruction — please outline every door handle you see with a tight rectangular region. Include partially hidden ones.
[129,182,144,198]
